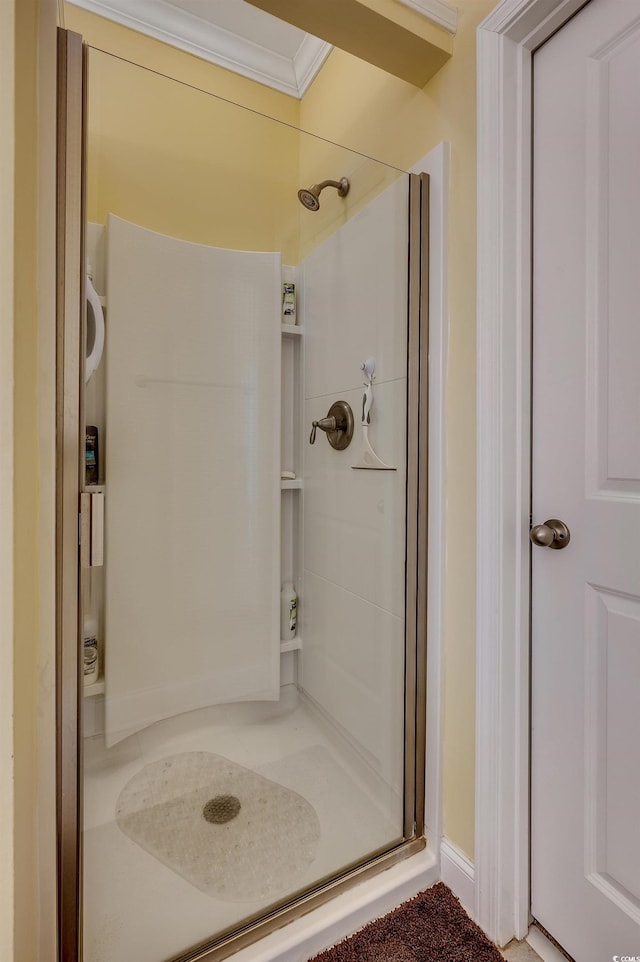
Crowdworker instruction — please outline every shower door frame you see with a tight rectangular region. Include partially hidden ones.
[56,28,85,962]
[55,27,431,961]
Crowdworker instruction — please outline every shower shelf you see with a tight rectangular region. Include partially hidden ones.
[83,641,299,697]
[280,637,302,653]
[281,324,303,336]
[280,479,302,490]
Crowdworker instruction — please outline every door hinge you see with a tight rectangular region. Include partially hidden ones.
[79,491,104,567]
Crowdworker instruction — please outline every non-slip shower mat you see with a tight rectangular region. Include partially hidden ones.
[115,752,320,902]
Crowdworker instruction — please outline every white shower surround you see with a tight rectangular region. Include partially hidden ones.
[103,215,282,746]
[300,176,409,806]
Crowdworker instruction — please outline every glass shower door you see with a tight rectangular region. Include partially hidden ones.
[73,43,424,962]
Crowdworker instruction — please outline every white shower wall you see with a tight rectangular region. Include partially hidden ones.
[103,216,282,745]
[300,177,409,802]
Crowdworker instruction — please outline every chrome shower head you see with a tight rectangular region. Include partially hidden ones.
[297,177,350,212]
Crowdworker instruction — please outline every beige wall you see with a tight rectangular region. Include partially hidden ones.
[6,1,58,959]
[66,5,302,263]
[300,0,496,858]
[84,47,301,262]
[0,1,16,954]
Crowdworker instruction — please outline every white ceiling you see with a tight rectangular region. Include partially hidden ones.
[69,0,333,98]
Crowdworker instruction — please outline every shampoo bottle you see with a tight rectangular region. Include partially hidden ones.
[280,582,298,642]
[83,613,99,686]
[282,283,296,323]
[85,425,99,485]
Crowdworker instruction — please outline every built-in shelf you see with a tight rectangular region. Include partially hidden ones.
[280,478,302,490]
[84,484,105,493]
[281,323,303,336]
[280,637,302,654]
[84,679,105,697]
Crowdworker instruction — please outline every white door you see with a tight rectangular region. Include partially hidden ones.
[532,0,640,959]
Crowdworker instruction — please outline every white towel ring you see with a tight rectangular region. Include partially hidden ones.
[86,274,105,383]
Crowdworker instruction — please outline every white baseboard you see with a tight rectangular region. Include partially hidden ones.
[440,838,475,918]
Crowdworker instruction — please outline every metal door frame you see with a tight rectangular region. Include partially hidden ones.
[56,27,85,962]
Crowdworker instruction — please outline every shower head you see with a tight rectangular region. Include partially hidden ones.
[298,187,321,212]
[297,177,350,212]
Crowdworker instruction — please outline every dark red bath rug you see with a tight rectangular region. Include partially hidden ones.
[308,882,504,962]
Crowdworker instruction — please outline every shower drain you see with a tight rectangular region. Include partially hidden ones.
[202,794,241,825]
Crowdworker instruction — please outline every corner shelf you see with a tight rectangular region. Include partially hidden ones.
[84,679,105,697]
[281,324,303,336]
[280,637,302,654]
[280,479,302,490]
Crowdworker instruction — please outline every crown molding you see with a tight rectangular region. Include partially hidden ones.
[394,0,458,35]
[293,34,332,96]
[68,0,332,98]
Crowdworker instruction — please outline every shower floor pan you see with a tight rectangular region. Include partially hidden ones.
[82,684,402,962]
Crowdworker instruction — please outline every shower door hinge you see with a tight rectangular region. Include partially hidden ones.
[79,491,104,567]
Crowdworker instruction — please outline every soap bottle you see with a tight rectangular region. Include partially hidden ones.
[85,425,99,485]
[280,582,298,642]
[282,283,296,323]
[83,613,99,686]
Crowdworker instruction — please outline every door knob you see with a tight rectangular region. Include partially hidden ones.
[529,518,570,549]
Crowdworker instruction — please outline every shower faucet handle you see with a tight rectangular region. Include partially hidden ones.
[310,417,337,444]
[309,402,354,450]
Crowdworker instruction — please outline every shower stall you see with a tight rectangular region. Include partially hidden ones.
[56,28,430,962]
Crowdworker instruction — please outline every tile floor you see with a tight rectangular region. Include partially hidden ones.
[82,684,403,962]
[503,939,544,961]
